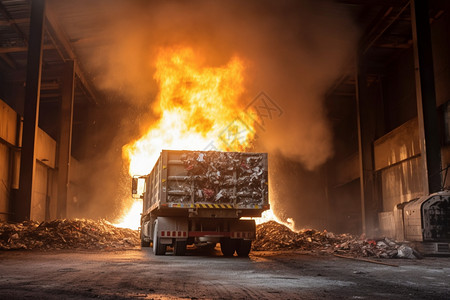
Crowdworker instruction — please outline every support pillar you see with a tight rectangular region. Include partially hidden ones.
[56,60,75,219]
[411,0,442,194]
[356,58,381,237]
[16,0,46,221]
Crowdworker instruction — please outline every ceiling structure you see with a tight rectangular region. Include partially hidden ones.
[0,0,447,156]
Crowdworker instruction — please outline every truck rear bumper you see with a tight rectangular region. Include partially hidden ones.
[188,231,255,239]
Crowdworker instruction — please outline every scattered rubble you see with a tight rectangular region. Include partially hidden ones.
[1,218,420,258]
[0,219,139,250]
[253,221,420,259]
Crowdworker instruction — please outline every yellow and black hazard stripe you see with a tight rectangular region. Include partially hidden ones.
[195,203,233,209]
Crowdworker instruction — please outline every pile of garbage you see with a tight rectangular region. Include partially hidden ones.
[170,151,267,205]
[253,221,420,259]
[0,219,139,250]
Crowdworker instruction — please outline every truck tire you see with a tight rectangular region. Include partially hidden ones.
[220,238,236,257]
[236,240,252,257]
[153,221,166,255]
[140,229,150,247]
[174,240,187,256]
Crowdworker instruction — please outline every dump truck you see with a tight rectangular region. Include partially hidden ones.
[132,150,269,256]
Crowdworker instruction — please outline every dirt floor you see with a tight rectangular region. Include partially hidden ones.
[0,246,449,300]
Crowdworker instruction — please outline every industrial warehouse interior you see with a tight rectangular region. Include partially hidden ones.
[0,0,450,299]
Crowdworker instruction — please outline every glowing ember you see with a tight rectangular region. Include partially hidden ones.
[116,47,258,229]
[252,209,295,231]
[254,209,280,225]
[114,200,142,230]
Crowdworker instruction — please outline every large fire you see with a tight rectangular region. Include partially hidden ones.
[115,47,278,229]
[124,47,255,176]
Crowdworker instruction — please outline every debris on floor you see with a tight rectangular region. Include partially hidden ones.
[253,221,420,259]
[0,219,139,250]
[1,219,420,258]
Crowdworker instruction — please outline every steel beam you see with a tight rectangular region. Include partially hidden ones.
[337,0,408,5]
[45,6,98,105]
[0,18,29,26]
[411,0,442,194]
[0,44,53,54]
[0,53,16,68]
[355,60,367,235]
[362,2,410,54]
[0,2,28,46]
[56,60,75,219]
[16,0,46,221]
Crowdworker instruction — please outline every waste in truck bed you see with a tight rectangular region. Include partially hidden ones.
[142,150,268,214]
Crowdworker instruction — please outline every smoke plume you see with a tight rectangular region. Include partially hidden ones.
[52,0,358,227]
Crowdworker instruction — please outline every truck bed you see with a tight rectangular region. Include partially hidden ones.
[143,150,269,217]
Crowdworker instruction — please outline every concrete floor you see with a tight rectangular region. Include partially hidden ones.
[0,247,449,299]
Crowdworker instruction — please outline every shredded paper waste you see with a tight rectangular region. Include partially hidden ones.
[1,219,420,258]
[168,151,267,206]
[0,219,139,250]
[252,221,421,259]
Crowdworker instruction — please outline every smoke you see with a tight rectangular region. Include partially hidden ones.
[52,0,358,226]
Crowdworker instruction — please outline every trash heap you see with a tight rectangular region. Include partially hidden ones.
[172,151,267,205]
[0,219,139,250]
[253,221,420,259]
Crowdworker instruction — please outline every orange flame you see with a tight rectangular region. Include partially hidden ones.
[115,47,258,229]
[124,47,256,176]
[114,199,142,230]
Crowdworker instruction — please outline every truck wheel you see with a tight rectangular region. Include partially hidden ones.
[220,238,236,257]
[236,240,252,257]
[174,240,187,256]
[153,222,166,255]
[140,229,150,247]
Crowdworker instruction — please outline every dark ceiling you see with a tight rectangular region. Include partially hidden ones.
[0,0,447,157]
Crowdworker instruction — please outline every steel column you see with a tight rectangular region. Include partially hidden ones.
[56,60,75,218]
[356,60,367,236]
[16,0,46,221]
[411,0,442,194]
[355,57,383,236]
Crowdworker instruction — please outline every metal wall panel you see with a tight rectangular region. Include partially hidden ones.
[374,118,420,171]
[36,128,56,168]
[0,143,9,221]
[0,100,17,145]
[31,162,48,221]
[381,156,424,211]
